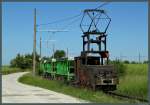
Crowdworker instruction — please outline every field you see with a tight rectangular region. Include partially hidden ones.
[116,64,148,99]
[2,66,30,75]
[18,63,148,103]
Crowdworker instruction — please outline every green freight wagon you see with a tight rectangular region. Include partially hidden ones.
[39,58,74,81]
[40,59,56,78]
[55,58,74,81]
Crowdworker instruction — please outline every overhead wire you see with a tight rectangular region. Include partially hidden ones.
[95,2,110,9]
[61,14,82,30]
[37,12,82,27]
[37,2,110,28]
[65,3,109,31]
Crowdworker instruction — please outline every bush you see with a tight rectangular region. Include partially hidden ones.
[124,60,130,64]
[110,60,126,76]
[131,61,138,64]
[143,60,148,64]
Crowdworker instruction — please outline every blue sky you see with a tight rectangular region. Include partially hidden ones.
[2,2,148,65]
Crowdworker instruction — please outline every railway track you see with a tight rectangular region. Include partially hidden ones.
[104,91,148,103]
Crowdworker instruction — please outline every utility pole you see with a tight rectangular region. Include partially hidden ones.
[66,48,68,58]
[52,43,55,59]
[120,53,122,61]
[39,34,42,76]
[139,52,141,63]
[33,8,36,76]
[40,34,42,58]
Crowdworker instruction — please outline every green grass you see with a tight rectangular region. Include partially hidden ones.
[18,63,148,103]
[1,66,31,75]
[18,73,137,103]
[116,64,148,99]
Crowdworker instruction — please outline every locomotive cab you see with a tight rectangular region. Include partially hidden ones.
[81,56,100,65]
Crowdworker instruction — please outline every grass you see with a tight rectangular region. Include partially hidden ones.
[1,66,31,75]
[116,64,148,99]
[18,63,148,103]
[18,73,137,103]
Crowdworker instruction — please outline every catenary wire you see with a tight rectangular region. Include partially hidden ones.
[37,12,82,27]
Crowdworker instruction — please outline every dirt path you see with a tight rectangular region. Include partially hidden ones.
[2,72,88,103]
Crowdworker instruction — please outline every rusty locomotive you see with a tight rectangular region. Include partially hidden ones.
[74,9,119,90]
[40,8,119,91]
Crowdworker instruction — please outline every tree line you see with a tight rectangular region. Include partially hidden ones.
[10,50,66,69]
[121,60,148,64]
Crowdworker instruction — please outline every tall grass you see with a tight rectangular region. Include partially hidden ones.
[116,64,148,99]
[124,64,148,75]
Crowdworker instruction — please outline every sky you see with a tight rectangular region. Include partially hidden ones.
[2,2,148,65]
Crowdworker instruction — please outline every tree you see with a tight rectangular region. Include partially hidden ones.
[124,60,130,64]
[143,60,148,64]
[53,50,66,59]
[131,61,137,64]
[10,52,40,69]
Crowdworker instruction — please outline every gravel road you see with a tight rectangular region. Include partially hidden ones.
[2,72,88,103]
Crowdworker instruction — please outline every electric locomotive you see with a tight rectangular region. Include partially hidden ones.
[39,8,119,91]
[73,9,119,90]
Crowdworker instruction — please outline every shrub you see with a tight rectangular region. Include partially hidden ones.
[143,60,148,64]
[131,61,138,64]
[110,60,126,76]
[124,60,130,64]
